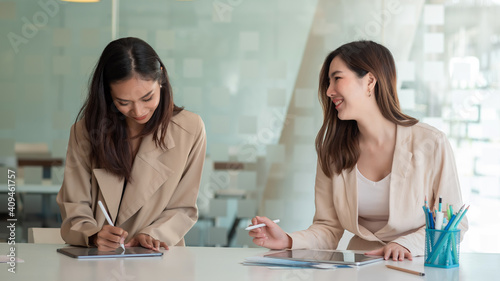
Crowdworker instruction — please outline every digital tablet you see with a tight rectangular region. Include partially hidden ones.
[57,247,163,259]
[264,249,383,266]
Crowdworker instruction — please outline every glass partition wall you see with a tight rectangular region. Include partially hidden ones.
[0,0,498,252]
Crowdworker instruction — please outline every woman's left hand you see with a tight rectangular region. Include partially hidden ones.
[124,233,168,251]
[365,242,412,261]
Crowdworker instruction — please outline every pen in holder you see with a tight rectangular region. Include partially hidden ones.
[425,228,460,268]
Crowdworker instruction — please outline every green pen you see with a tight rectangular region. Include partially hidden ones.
[446,204,453,221]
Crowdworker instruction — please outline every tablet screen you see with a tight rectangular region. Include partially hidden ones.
[264,249,383,266]
[57,247,163,259]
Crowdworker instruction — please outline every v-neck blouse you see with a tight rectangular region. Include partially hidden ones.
[356,166,391,233]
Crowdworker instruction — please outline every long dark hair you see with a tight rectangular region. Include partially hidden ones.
[75,37,183,181]
[315,40,418,177]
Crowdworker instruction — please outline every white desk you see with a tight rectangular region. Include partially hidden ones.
[0,243,498,281]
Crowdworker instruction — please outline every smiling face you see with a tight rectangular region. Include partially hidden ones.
[326,56,373,121]
[110,75,161,132]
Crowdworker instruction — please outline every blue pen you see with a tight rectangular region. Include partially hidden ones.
[423,206,429,228]
[428,208,435,229]
[444,214,456,231]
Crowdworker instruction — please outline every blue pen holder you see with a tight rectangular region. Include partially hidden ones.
[425,229,460,268]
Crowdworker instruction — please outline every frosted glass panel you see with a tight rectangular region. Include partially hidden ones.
[52,56,72,75]
[155,30,175,50]
[294,89,315,108]
[267,88,287,107]
[424,33,444,53]
[183,58,203,78]
[53,28,71,47]
[424,4,444,25]
[0,2,16,19]
[239,32,260,52]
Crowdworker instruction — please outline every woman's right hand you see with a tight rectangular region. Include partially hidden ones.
[93,225,128,251]
[248,216,292,250]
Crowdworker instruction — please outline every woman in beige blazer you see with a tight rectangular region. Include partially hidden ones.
[249,40,467,261]
[57,37,206,251]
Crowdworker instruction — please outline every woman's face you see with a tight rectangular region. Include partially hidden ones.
[326,56,372,121]
[110,76,161,129]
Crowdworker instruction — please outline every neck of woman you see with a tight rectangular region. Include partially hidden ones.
[356,114,396,147]
[126,120,145,138]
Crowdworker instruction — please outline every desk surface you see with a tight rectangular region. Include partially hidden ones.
[0,243,498,281]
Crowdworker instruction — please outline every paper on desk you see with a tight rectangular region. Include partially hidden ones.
[242,256,347,270]
[0,256,24,263]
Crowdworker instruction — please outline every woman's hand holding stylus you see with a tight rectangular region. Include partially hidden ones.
[94,225,128,252]
[248,216,292,249]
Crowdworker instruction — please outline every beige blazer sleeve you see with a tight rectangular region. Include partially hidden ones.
[56,122,100,246]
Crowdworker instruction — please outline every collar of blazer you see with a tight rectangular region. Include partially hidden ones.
[340,124,414,241]
[93,125,176,225]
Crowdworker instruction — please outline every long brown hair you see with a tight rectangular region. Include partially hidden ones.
[315,40,418,177]
[75,37,183,181]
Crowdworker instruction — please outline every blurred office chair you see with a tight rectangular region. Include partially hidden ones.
[28,227,65,244]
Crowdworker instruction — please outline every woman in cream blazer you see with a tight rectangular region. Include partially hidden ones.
[249,40,467,260]
[288,122,467,257]
[57,37,206,251]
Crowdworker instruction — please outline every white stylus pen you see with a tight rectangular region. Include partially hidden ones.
[245,219,280,231]
[97,200,125,251]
